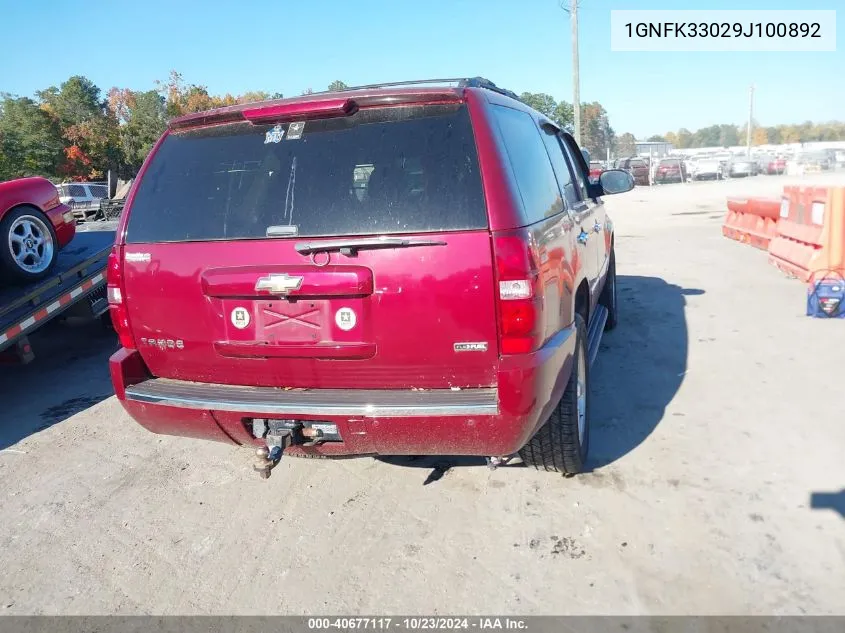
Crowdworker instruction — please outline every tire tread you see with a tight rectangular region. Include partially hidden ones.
[519,315,588,474]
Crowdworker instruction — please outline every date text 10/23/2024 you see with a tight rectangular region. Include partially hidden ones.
[308,618,528,630]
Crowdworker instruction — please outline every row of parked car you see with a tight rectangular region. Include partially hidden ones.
[589,152,800,186]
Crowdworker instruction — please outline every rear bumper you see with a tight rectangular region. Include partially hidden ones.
[47,204,76,248]
[110,325,576,456]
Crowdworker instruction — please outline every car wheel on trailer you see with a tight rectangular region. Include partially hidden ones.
[519,314,590,475]
[0,206,59,283]
[599,248,618,330]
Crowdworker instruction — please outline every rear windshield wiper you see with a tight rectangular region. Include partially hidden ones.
[294,237,447,256]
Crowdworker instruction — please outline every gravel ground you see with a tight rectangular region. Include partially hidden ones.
[1,173,844,615]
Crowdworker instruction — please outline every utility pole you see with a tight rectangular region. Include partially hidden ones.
[571,0,581,145]
[746,84,754,157]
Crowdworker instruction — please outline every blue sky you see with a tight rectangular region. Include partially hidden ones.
[1,0,841,137]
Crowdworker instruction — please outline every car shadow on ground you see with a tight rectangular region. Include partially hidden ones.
[588,275,701,469]
[810,490,845,520]
[381,275,701,483]
[0,318,117,451]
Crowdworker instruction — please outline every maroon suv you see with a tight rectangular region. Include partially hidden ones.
[108,78,633,478]
[616,157,649,186]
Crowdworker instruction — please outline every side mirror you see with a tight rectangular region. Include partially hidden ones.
[599,169,635,195]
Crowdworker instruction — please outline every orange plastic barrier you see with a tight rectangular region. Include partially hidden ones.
[722,197,781,250]
[768,186,845,281]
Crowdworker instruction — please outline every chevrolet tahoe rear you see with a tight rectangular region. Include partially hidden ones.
[108,78,632,477]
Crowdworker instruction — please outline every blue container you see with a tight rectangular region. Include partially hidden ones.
[807,278,845,318]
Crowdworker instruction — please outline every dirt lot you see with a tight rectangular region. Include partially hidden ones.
[1,174,844,615]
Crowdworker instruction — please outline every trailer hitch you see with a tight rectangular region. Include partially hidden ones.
[252,420,327,479]
[253,429,292,479]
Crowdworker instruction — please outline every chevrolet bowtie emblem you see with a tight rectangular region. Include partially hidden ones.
[255,273,304,294]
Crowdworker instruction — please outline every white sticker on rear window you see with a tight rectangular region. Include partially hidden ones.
[231,306,251,329]
[264,124,284,144]
[287,121,305,140]
[335,307,356,331]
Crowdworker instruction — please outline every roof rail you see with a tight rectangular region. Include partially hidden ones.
[312,77,521,101]
[456,77,521,101]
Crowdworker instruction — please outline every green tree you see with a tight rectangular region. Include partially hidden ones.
[328,80,349,92]
[676,128,693,149]
[664,131,678,147]
[647,134,665,142]
[238,91,274,104]
[518,93,573,131]
[692,125,721,147]
[37,76,103,129]
[36,76,120,179]
[0,95,64,181]
[718,124,739,147]
[519,92,557,120]
[581,102,615,159]
[552,101,573,131]
[118,90,167,176]
[616,132,636,157]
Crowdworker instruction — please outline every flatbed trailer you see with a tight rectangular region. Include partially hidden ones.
[0,230,115,362]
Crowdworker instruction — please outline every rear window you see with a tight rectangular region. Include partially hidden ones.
[126,104,486,243]
[629,159,645,168]
[59,184,87,198]
[88,185,108,198]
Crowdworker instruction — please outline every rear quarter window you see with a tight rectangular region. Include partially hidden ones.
[125,104,487,243]
[491,105,563,225]
[88,185,108,198]
[62,184,86,198]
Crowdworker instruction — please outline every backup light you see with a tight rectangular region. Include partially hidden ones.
[499,280,533,300]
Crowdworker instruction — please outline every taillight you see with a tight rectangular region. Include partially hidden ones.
[493,230,545,355]
[107,246,135,349]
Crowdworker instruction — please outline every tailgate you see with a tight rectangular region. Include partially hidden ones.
[123,233,498,389]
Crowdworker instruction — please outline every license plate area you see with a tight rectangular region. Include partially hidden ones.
[221,297,367,345]
[256,299,325,343]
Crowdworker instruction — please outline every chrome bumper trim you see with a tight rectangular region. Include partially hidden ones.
[124,379,499,417]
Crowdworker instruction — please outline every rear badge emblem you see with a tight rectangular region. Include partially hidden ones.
[454,342,488,352]
[335,307,357,331]
[264,124,285,144]
[255,273,304,295]
[231,306,251,329]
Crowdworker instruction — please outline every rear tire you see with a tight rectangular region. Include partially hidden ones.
[519,315,590,475]
[0,206,59,283]
[599,248,618,331]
